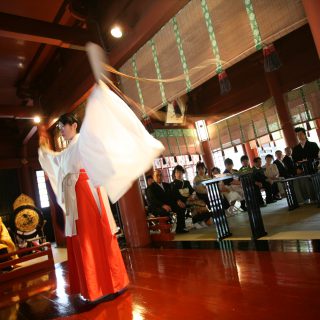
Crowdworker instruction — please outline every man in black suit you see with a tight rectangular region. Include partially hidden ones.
[292,127,319,174]
[283,147,296,176]
[252,157,276,204]
[146,169,188,233]
[274,150,289,178]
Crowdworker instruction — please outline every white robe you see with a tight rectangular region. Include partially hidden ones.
[39,81,164,236]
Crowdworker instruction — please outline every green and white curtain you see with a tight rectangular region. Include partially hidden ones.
[119,0,306,116]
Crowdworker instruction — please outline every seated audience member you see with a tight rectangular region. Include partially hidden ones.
[210,166,231,211]
[283,147,296,176]
[252,157,276,204]
[274,150,290,178]
[0,217,17,272]
[292,127,319,174]
[211,167,221,177]
[171,165,210,229]
[193,162,211,206]
[146,169,188,233]
[239,155,266,206]
[223,158,247,211]
[146,175,154,187]
[239,155,252,173]
[263,154,281,199]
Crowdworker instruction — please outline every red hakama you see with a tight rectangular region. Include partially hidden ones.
[66,171,128,301]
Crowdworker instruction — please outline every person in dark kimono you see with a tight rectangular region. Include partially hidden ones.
[292,127,319,174]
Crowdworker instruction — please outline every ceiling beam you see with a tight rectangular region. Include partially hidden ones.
[0,105,41,119]
[0,12,91,50]
[23,126,38,145]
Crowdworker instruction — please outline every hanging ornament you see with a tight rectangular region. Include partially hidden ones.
[198,154,202,161]
[174,133,183,163]
[300,87,312,136]
[161,156,167,165]
[216,123,225,158]
[256,139,260,148]
[182,130,193,162]
[173,100,182,117]
[234,145,238,153]
[263,44,281,72]
[218,70,231,95]
[174,155,178,163]
[306,121,312,131]
[273,140,277,147]
[142,115,154,133]
[269,133,274,141]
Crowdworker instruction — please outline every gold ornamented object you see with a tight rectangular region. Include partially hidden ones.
[14,209,39,233]
[13,194,35,211]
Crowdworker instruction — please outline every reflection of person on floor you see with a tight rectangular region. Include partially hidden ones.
[0,217,17,272]
[38,82,164,302]
[146,169,188,233]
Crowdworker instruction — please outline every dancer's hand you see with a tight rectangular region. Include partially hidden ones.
[39,135,50,150]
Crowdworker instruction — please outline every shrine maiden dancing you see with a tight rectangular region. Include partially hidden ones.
[39,81,164,301]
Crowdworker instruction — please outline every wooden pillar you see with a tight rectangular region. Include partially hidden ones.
[19,144,35,199]
[265,71,298,148]
[302,0,320,58]
[118,180,151,248]
[201,140,215,171]
[242,142,257,167]
[315,118,320,141]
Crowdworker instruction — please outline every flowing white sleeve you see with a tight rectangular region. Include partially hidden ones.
[79,81,164,203]
[38,147,64,209]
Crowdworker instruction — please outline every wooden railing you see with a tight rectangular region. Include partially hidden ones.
[0,242,54,282]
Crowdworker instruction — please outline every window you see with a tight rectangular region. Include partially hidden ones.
[212,150,224,172]
[36,170,50,208]
[223,146,244,170]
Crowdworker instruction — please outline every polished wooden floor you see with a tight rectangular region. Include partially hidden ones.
[1,240,320,320]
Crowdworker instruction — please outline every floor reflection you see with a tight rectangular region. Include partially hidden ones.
[0,241,319,319]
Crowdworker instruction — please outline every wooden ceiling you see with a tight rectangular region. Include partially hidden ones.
[186,24,320,125]
[0,0,319,160]
[0,0,189,157]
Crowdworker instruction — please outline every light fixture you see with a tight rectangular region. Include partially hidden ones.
[195,120,209,142]
[33,116,41,124]
[110,26,123,38]
[18,62,24,68]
